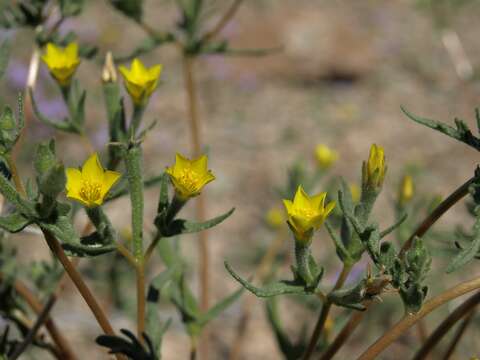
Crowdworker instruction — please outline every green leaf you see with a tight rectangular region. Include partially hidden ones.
[41,204,116,257]
[59,0,85,16]
[325,221,351,263]
[447,217,480,273]
[157,173,169,214]
[225,262,307,297]
[380,213,408,239]
[198,287,244,327]
[109,0,143,22]
[0,172,36,217]
[0,212,32,233]
[29,89,77,133]
[163,207,235,236]
[0,40,10,81]
[401,106,480,151]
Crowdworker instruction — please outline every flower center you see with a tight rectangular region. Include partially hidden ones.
[79,180,102,203]
[295,207,316,220]
[178,169,200,192]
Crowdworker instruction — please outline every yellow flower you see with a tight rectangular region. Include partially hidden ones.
[166,153,216,200]
[65,153,121,207]
[41,42,81,86]
[118,58,162,105]
[315,144,338,169]
[350,183,361,203]
[399,175,414,205]
[283,185,335,243]
[364,144,386,189]
[266,207,285,228]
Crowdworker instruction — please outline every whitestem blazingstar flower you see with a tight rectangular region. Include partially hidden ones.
[65,153,121,207]
[363,144,386,190]
[118,58,162,105]
[283,185,335,243]
[315,144,338,169]
[41,42,81,86]
[399,174,414,205]
[165,153,216,200]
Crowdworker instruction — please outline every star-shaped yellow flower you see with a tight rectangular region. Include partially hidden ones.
[166,153,216,200]
[315,144,338,169]
[365,144,386,189]
[65,153,121,207]
[42,42,81,86]
[118,58,162,105]
[283,186,335,243]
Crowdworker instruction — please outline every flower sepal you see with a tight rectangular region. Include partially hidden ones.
[0,96,24,156]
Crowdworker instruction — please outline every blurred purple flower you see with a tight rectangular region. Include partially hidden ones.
[6,61,28,90]
[36,97,68,118]
[59,19,99,42]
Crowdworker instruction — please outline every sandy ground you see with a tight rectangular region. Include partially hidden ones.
[2,0,480,359]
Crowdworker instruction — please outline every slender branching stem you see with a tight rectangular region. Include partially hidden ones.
[144,233,161,264]
[441,309,476,360]
[10,296,57,360]
[0,273,76,359]
[412,291,480,360]
[357,276,480,360]
[6,155,26,196]
[399,176,475,257]
[302,264,352,360]
[202,0,244,43]
[41,229,117,336]
[124,146,146,338]
[116,243,137,267]
[320,302,371,360]
[183,54,210,308]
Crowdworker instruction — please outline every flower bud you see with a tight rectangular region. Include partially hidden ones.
[399,175,414,205]
[102,52,117,83]
[315,144,338,169]
[362,144,386,191]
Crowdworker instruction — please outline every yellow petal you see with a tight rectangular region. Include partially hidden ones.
[118,65,131,80]
[81,153,104,182]
[65,167,82,194]
[324,201,336,217]
[148,64,163,79]
[101,170,122,196]
[293,186,311,209]
[310,192,327,210]
[192,155,208,173]
[283,199,293,214]
[65,42,78,59]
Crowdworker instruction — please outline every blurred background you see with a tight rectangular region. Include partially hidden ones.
[2,0,480,358]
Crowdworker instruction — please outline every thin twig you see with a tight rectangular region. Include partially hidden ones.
[357,276,480,360]
[302,264,352,360]
[412,291,480,360]
[319,302,371,360]
[399,176,475,257]
[182,54,211,359]
[10,296,56,360]
[0,274,76,359]
[441,309,476,360]
[202,0,244,43]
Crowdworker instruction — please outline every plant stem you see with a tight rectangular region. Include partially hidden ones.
[10,296,56,360]
[320,302,371,360]
[6,155,26,196]
[0,273,76,359]
[302,264,352,360]
[357,276,480,360]
[202,0,244,43]
[399,176,475,257]
[412,291,480,360]
[40,229,120,348]
[124,145,146,338]
[441,309,476,360]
